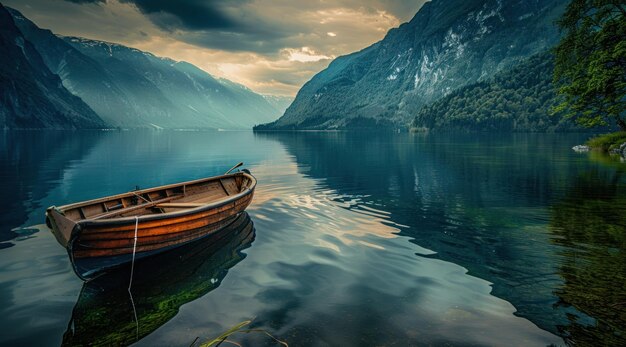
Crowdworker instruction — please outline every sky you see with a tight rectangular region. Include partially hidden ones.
[4,0,428,96]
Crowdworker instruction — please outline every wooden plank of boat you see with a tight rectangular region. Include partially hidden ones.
[44,165,256,281]
[155,203,206,208]
[91,195,183,220]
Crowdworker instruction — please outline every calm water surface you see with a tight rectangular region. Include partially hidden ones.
[0,131,624,346]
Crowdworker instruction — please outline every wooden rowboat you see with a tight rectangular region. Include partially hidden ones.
[45,163,256,280]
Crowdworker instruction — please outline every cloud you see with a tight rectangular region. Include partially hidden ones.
[102,0,426,55]
[52,0,426,57]
[7,0,428,95]
[216,56,334,95]
[173,27,292,55]
[284,47,331,63]
[64,0,105,3]
[5,0,159,46]
[119,0,240,31]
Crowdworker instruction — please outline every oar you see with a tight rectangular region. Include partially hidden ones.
[225,162,244,174]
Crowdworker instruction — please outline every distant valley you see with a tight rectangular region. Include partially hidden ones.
[1,5,289,130]
[1,0,605,132]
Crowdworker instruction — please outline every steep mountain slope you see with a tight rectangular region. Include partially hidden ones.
[262,95,294,115]
[0,5,105,129]
[411,53,591,132]
[256,0,568,130]
[9,8,282,129]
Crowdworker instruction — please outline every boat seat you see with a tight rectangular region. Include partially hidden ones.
[155,203,205,209]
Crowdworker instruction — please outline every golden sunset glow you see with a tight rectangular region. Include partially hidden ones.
[4,0,426,96]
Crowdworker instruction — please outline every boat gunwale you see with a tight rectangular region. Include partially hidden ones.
[55,172,256,227]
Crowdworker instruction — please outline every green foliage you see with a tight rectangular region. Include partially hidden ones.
[553,0,626,130]
[411,53,590,132]
[585,131,626,150]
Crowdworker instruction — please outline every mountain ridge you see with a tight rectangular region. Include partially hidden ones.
[6,6,283,129]
[256,0,569,131]
[0,4,105,129]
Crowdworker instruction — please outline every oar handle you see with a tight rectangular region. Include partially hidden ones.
[225,162,244,174]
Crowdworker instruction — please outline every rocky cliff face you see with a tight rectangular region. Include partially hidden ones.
[0,5,105,129]
[411,52,595,132]
[256,0,568,130]
[8,7,283,129]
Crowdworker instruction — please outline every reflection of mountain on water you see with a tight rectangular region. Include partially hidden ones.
[550,169,626,345]
[62,212,255,346]
[256,132,619,339]
[0,131,104,243]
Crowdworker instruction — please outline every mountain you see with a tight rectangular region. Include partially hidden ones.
[0,5,105,129]
[411,52,593,132]
[8,7,282,129]
[256,0,568,131]
[262,95,294,115]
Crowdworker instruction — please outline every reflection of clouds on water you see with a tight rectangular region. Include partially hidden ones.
[190,193,559,346]
[255,131,619,338]
[139,133,560,346]
[4,131,607,346]
[250,160,403,254]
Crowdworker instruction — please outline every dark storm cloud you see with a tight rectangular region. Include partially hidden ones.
[59,0,425,55]
[177,23,295,54]
[118,0,240,31]
[64,0,105,3]
[119,0,421,33]
[113,0,296,53]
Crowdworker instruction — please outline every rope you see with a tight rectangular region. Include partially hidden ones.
[129,216,139,289]
[128,216,139,340]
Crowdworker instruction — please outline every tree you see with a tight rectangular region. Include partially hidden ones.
[553,0,626,130]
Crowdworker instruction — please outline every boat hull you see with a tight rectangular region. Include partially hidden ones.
[72,213,244,280]
[46,171,256,281]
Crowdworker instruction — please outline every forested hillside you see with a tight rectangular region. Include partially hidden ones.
[411,53,608,132]
[256,0,568,130]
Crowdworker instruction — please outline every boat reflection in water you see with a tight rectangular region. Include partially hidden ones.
[62,212,255,346]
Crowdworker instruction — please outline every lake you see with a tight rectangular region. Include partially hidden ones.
[0,130,624,346]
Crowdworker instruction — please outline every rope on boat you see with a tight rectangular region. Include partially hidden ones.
[128,216,140,340]
[129,216,139,289]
